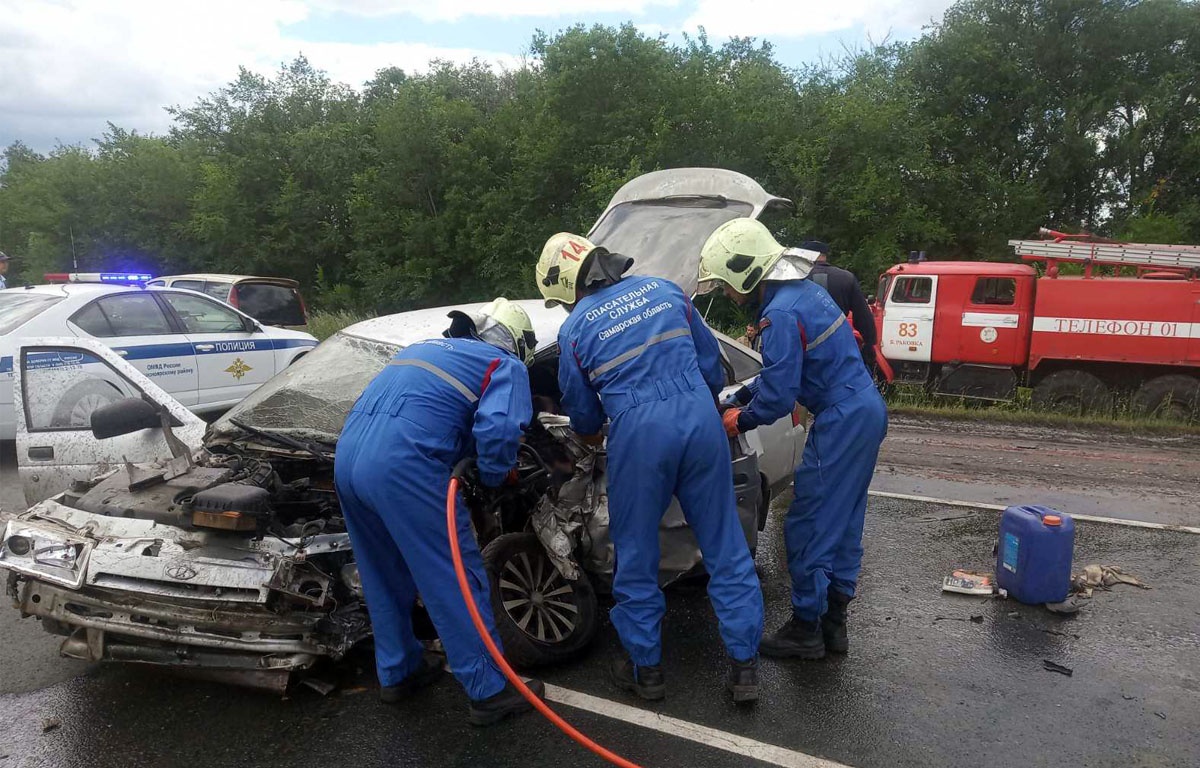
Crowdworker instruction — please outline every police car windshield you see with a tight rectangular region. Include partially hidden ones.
[589,198,753,297]
[0,293,64,335]
[211,331,398,446]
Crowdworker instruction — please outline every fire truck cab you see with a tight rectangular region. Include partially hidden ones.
[873,234,1200,419]
[875,262,1037,401]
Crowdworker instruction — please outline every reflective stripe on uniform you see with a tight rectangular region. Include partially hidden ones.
[588,327,692,381]
[805,313,845,351]
[389,358,478,403]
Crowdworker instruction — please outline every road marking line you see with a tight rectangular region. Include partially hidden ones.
[543,683,854,768]
[868,490,1200,535]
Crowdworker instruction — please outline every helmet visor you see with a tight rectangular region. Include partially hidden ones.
[477,317,519,357]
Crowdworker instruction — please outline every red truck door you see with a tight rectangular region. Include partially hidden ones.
[881,274,938,362]
[957,275,1032,366]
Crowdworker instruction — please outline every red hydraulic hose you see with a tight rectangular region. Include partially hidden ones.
[446,477,643,768]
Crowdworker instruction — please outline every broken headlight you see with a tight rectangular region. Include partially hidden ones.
[0,521,92,589]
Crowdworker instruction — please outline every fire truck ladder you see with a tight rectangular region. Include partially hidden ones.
[1009,229,1200,275]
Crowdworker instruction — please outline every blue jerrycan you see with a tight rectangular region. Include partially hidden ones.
[996,505,1075,604]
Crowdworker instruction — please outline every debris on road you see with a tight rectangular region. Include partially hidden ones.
[1042,660,1073,677]
[41,716,61,732]
[1045,598,1085,615]
[300,678,337,696]
[1072,565,1150,597]
[942,570,995,595]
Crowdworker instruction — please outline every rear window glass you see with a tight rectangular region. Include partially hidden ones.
[971,277,1016,305]
[0,293,64,335]
[202,282,233,303]
[69,302,113,336]
[235,283,305,326]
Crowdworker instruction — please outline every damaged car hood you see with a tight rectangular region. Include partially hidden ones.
[586,168,793,297]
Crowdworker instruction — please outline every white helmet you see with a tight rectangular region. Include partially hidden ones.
[446,297,538,364]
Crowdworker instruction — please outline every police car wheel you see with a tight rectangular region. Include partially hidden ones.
[51,380,123,428]
[482,532,598,669]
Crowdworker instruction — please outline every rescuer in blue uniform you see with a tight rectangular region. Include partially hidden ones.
[536,233,763,703]
[699,219,888,659]
[334,298,544,725]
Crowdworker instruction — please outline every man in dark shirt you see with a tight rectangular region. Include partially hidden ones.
[801,241,877,367]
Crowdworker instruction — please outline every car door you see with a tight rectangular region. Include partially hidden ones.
[716,334,805,488]
[881,274,938,362]
[67,292,200,407]
[157,291,275,409]
[15,337,206,506]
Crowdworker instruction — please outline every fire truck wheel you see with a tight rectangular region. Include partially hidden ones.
[1031,370,1113,416]
[1132,375,1199,422]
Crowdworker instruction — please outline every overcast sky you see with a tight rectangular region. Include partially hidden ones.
[1,0,955,152]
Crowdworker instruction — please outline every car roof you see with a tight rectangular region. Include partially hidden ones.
[883,262,1036,277]
[156,273,301,288]
[3,283,149,299]
[340,300,568,349]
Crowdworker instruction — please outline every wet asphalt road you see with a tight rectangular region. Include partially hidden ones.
[2,494,1197,768]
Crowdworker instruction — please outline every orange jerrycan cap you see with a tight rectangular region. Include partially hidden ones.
[1043,515,1062,526]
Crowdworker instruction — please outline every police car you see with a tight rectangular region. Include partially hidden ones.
[0,274,317,440]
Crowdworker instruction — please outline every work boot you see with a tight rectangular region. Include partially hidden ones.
[468,679,546,727]
[726,657,759,703]
[823,591,852,654]
[380,653,445,703]
[759,616,825,660]
[611,656,667,701]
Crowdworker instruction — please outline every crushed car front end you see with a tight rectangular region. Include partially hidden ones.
[1,457,369,693]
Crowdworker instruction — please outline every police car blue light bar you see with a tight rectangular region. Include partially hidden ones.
[44,272,154,285]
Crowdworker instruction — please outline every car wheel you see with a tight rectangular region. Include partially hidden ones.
[51,379,123,428]
[482,532,598,669]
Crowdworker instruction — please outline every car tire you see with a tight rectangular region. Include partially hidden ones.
[1031,369,1112,416]
[50,379,123,428]
[1132,375,1199,422]
[482,532,598,669]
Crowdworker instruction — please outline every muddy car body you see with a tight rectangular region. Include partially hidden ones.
[1,169,803,686]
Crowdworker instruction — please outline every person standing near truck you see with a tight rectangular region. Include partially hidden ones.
[802,240,878,369]
[700,219,887,660]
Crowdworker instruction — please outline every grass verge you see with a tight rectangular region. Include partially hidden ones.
[308,309,375,341]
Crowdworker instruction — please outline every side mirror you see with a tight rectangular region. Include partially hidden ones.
[243,316,262,333]
[867,295,877,305]
[91,398,162,439]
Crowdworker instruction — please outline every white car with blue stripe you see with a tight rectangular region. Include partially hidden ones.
[1,282,317,441]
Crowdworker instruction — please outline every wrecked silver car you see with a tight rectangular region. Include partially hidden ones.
[1,168,804,686]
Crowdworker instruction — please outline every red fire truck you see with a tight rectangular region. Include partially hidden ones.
[871,229,1200,419]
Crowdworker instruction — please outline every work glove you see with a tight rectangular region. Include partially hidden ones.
[722,407,744,438]
[504,468,520,486]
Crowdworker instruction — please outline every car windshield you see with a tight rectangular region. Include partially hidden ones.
[589,198,753,296]
[210,330,398,445]
[0,293,64,335]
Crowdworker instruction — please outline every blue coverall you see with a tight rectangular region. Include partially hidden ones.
[558,276,763,667]
[334,337,532,701]
[737,280,888,622]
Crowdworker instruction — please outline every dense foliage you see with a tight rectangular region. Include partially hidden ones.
[2,0,1197,313]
